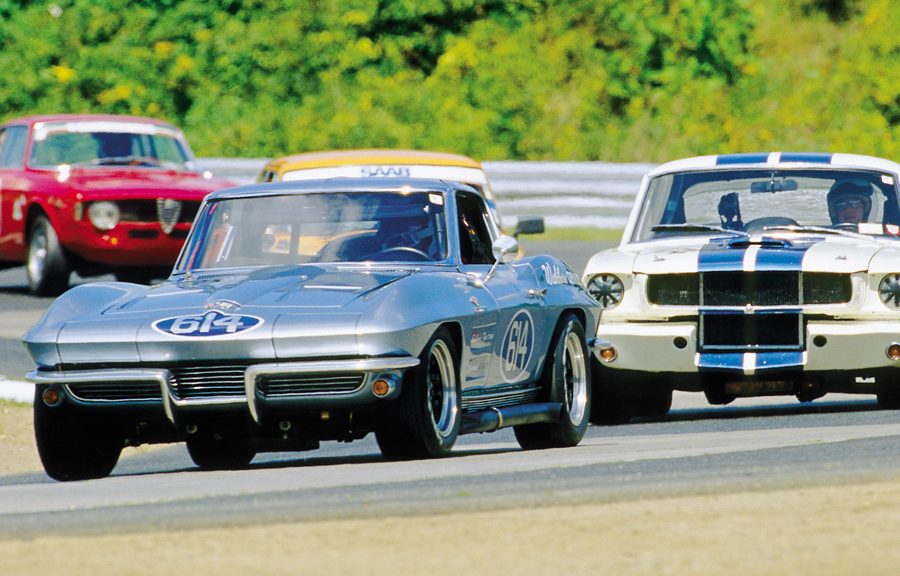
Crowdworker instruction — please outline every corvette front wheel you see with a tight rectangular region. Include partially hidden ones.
[376,327,461,459]
[34,386,122,481]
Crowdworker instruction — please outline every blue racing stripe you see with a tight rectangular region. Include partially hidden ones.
[755,352,805,371]
[716,153,769,165]
[754,240,812,270]
[697,353,744,372]
[779,152,832,164]
[698,238,746,272]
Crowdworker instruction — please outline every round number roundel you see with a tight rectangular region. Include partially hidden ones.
[500,310,534,382]
[152,310,264,337]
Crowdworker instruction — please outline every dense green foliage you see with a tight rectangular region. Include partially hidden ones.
[0,0,896,161]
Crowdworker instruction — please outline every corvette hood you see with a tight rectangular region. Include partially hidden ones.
[106,265,417,314]
[630,235,886,275]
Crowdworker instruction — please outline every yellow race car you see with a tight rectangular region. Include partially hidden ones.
[257,149,544,238]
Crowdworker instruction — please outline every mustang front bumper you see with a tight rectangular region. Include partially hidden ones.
[27,356,419,425]
[590,320,900,375]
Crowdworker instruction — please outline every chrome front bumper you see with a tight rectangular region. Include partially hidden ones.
[27,356,420,425]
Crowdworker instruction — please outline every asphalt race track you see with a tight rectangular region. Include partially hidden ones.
[2,242,899,537]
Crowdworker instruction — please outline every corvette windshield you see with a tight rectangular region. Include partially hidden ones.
[29,121,193,169]
[632,168,900,241]
[177,191,449,270]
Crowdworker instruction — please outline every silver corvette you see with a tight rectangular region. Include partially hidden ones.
[24,178,599,480]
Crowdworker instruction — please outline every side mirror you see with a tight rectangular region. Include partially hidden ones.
[492,235,519,264]
[514,216,545,236]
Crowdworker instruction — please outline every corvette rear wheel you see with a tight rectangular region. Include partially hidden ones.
[27,215,71,296]
[376,327,461,459]
[186,435,256,470]
[34,386,123,481]
[515,313,591,449]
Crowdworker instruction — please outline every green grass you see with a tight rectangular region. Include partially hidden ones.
[523,227,624,242]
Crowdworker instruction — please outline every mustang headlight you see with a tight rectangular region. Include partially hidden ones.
[587,273,624,309]
[879,274,900,308]
[88,201,120,231]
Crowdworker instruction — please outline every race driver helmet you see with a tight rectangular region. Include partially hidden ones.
[827,179,873,224]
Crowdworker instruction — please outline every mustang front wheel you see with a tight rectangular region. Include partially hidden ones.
[376,327,461,459]
[34,386,122,481]
[515,313,591,449]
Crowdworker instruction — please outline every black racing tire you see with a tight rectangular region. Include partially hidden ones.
[876,379,900,410]
[515,313,591,449]
[588,360,633,425]
[186,435,256,470]
[33,386,122,481]
[376,327,461,459]
[630,387,673,417]
[27,215,71,296]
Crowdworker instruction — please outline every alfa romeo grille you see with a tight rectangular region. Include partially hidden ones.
[646,272,851,306]
[168,364,248,399]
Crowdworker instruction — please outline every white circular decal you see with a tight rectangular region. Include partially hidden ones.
[500,310,534,382]
[152,310,264,338]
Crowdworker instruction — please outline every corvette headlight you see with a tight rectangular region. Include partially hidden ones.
[879,274,900,308]
[88,201,120,231]
[587,273,624,309]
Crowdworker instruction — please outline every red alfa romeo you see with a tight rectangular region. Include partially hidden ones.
[0,114,236,295]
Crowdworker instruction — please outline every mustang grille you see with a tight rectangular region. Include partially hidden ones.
[257,373,365,396]
[699,312,803,351]
[647,272,851,306]
[169,364,248,400]
[68,382,162,402]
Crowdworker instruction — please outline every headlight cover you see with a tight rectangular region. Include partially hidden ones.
[587,273,624,309]
[88,201,120,231]
[879,274,900,308]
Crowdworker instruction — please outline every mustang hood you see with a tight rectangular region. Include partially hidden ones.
[631,235,883,275]
[106,265,416,314]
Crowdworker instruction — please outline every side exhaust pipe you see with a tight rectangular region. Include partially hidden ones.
[461,402,563,434]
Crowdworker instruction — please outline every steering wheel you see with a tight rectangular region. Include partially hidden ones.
[743,216,799,233]
[367,247,432,262]
[830,222,859,232]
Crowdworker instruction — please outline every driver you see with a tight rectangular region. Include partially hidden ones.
[827,180,872,225]
[373,213,436,259]
[94,132,134,159]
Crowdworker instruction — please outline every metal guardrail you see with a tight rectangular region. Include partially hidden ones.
[199,158,654,230]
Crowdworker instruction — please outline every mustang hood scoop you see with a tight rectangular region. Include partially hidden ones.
[106,265,414,314]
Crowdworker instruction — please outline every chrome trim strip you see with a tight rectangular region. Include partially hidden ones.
[244,357,419,422]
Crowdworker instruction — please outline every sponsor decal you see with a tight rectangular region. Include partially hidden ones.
[500,310,534,382]
[541,262,579,286]
[152,310,263,337]
[359,166,410,178]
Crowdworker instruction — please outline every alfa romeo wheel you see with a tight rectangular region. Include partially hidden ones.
[27,215,71,296]
[376,327,461,459]
[515,313,591,449]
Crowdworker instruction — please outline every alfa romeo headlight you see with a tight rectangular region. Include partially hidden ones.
[587,273,624,309]
[88,201,120,231]
[879,274,900,308]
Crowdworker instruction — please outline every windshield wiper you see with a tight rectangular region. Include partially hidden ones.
[651,224,749,237]
[73,155,163,167]
[762,225,871,239]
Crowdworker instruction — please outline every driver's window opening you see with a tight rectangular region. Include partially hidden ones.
[456,192,494,265]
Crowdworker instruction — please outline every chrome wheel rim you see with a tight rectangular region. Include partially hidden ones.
[563,330,588,425]
[27,227,48,285]
[426,339,457,438]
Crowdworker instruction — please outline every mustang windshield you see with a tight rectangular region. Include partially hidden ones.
[633,169,900,241]
[29,121,193,170]
[177,191,449,270]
